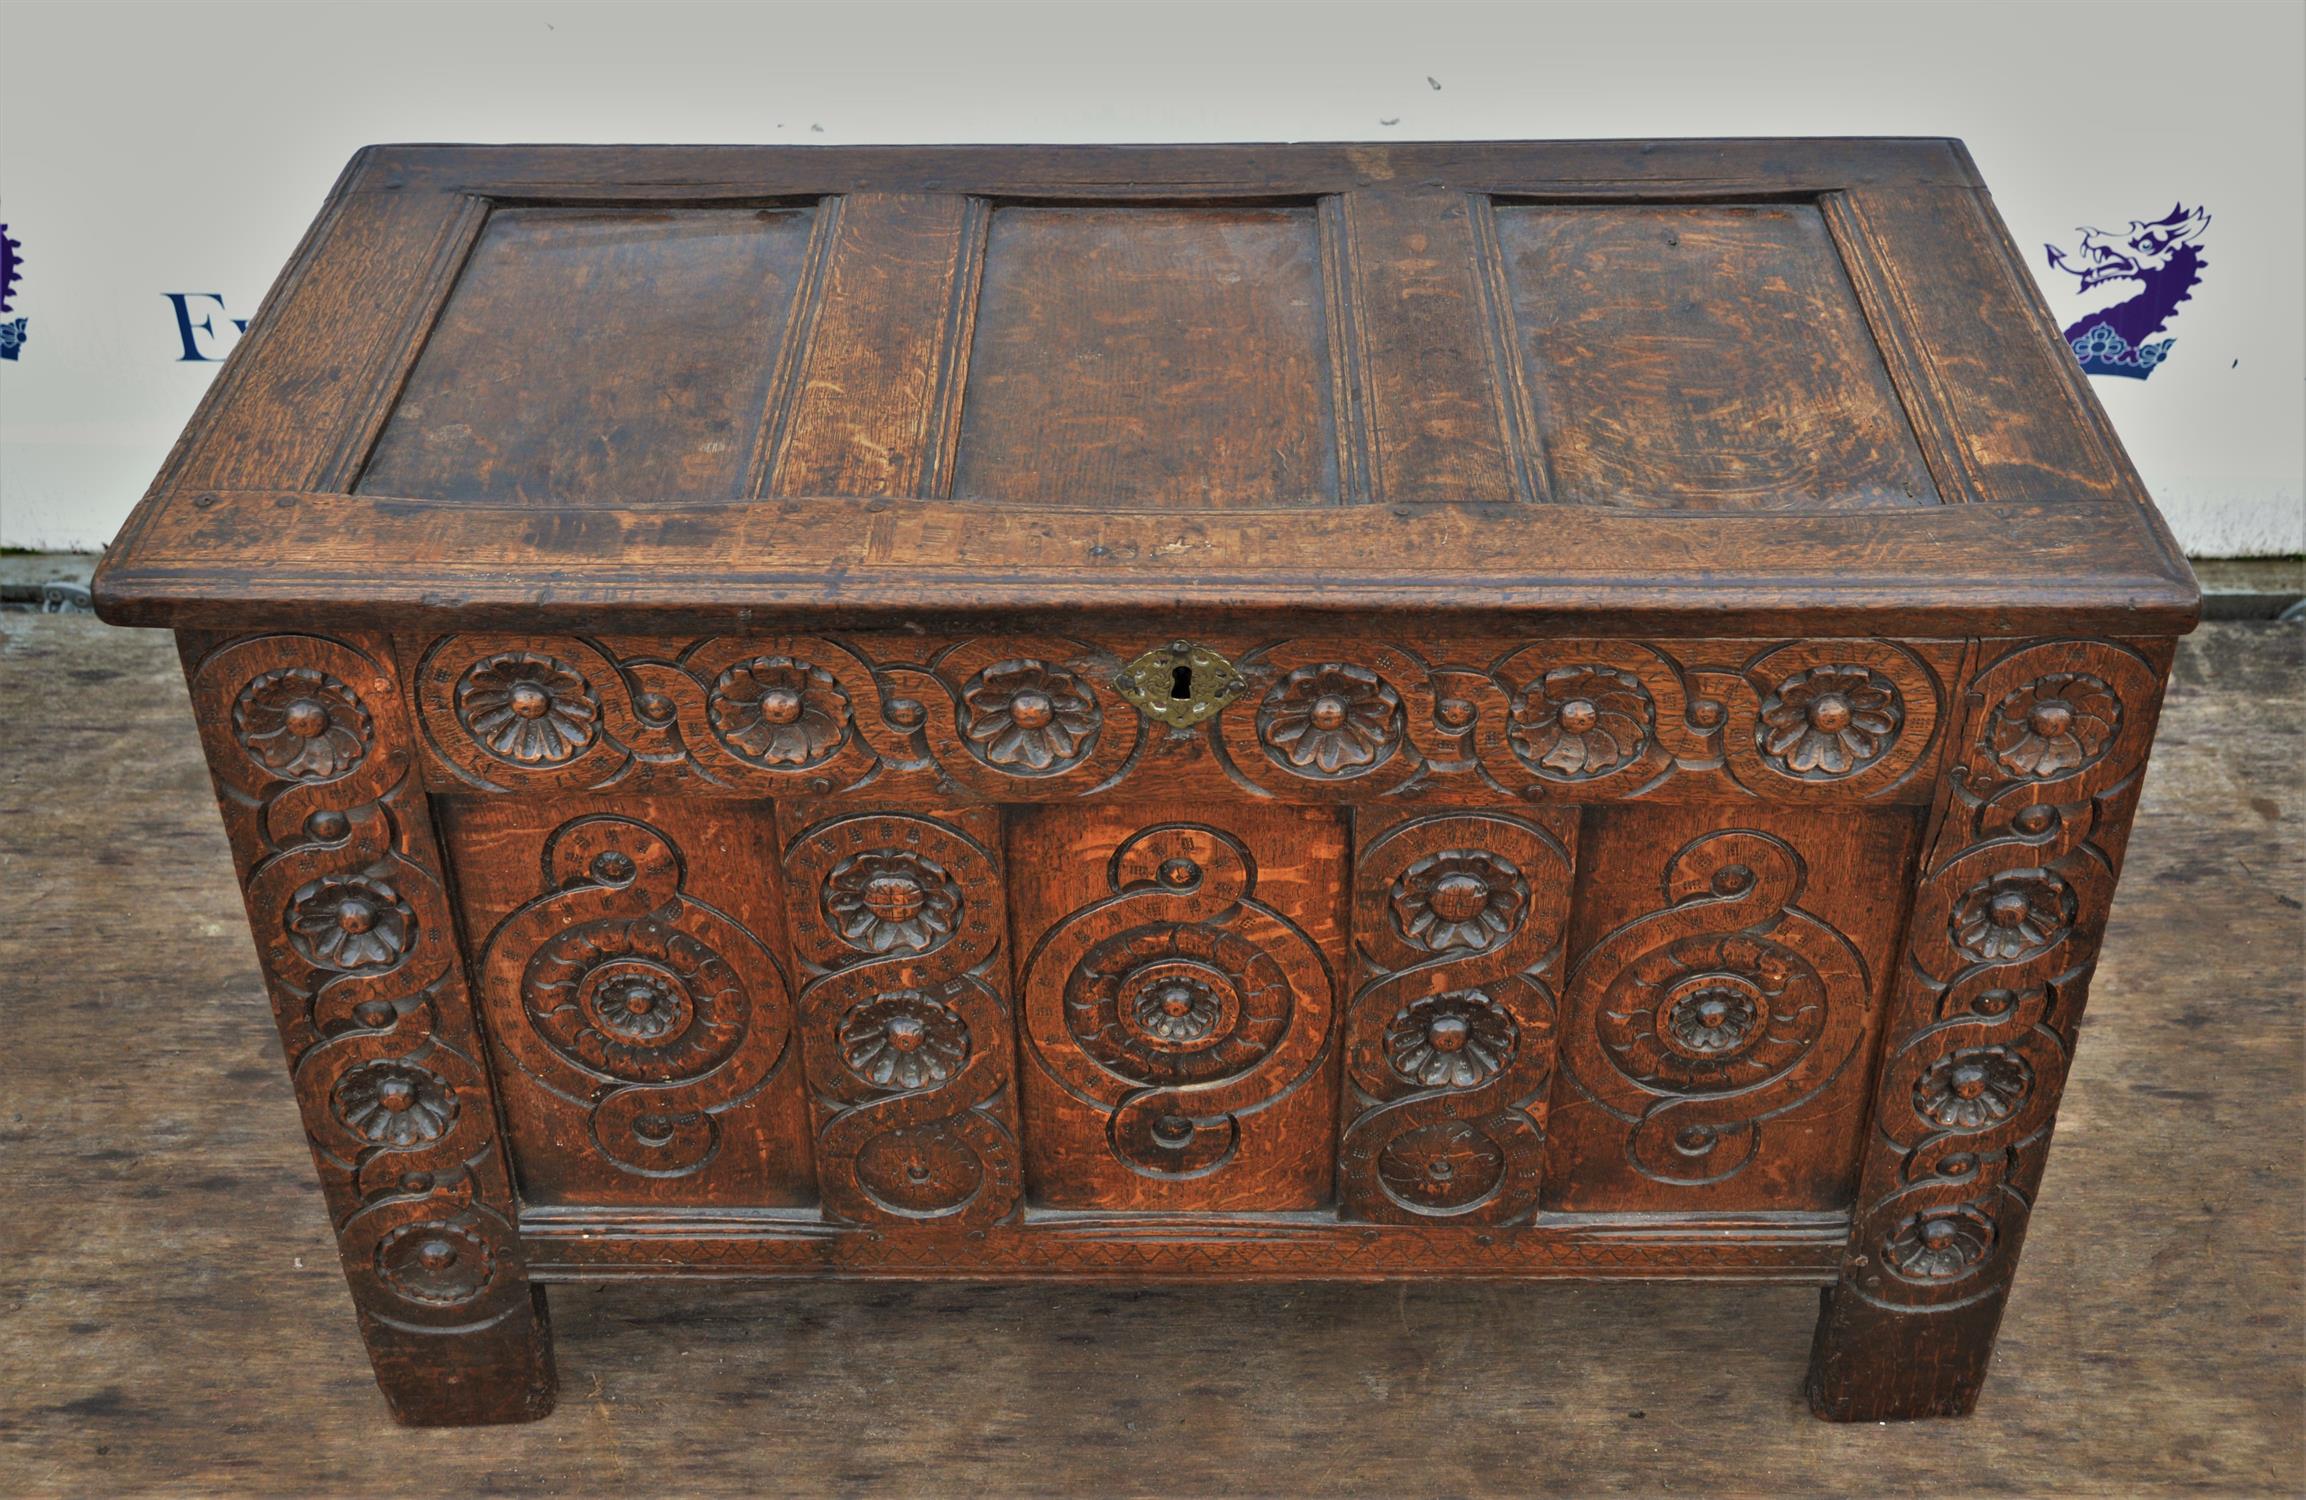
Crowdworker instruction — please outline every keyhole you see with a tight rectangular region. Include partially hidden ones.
[1170,663,1195,701]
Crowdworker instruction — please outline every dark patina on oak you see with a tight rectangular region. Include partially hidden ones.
[94,139,2199,1427]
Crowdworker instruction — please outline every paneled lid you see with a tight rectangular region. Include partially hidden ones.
[93,140,2198,636]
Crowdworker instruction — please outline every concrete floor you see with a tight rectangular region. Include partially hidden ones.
[2,614,2300,1497]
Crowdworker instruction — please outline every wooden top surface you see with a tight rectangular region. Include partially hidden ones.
[93,140,2198,636]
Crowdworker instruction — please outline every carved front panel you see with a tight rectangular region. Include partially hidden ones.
[1337,808,1578,1224]
[778,805,1025,1228]
[1545,804,1918,1210]
[446,797,811,1207]
[1010,804,1347,1209]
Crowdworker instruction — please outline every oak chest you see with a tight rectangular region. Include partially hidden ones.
[93,140,2200,1426]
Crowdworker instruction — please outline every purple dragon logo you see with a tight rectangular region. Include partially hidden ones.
[0,222,23,362]
[2045,203,2209,380]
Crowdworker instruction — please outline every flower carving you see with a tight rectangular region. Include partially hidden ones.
[961,659,1101,772]
[375,1221,495,1307]
[1508,665,1653,779]
[288,875,415,971]
[1131,974,1226,1045]
[1756,665,1903,778]
[455,652,599,766]
[823,851,962,954]
[234,667,371,780]
[1882,1204,1997,1282]
[1662,980,1761,1058]
[332,1060,458,1147]
[1989,673,2121,780]
[709,656,850,767]
[1257,663,1401,776]
[1914,1046,2033,1130]
[1390,851,1529,953]
[1950,869,2074,962]
[1385,990,1518,1089]
[839,992,970,1091]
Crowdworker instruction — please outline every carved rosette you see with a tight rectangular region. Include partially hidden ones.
[1256,662,1402,777]
[478,817,791,1178]
[1021,824,1335,1183]
[374,1220,497,1307]
[821,850,962,954]
[1755,664,1902,778]
[1839,638,2167,1319]
[839,992,971,1092]
[455,651,600,767]
[332,1060,459,1147]
[1338,811,1573,1224]
[234,667,372,780]
[288,875,416,972]
[781,810,1022,1227]
[1389,851,1528,954]
[960,658,1101,773]
[709,655,852,768]
[1507,665,1654,780]
[1559,831,1869,1188]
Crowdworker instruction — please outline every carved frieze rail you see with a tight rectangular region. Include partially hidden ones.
[406,633,1958,806]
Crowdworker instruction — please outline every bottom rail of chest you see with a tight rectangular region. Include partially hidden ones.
[518,1206,1849,1281]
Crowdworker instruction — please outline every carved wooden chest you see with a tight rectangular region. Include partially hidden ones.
[94,140,2199,1426]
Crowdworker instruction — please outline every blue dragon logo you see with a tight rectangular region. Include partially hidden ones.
[2045,204,2209,380]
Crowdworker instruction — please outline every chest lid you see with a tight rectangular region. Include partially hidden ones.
[94,140,2197,637]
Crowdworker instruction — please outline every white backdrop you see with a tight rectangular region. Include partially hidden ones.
[2,0,2300,554]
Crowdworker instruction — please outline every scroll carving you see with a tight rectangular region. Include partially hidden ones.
[475,815,793,1177]
[185,631,539,1357]
[408,632,1950,806]
[1558,830,1871,1187]
[779,809,1023,1227]
[1019,824,1337,1185]
[1836,638,2168,1314]
[1337,810,1575,1224]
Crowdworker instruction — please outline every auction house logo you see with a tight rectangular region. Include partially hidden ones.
[2045,204,2210,381]
[0,223,24,362]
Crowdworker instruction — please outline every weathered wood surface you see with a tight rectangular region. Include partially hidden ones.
[4,613,2296,1494]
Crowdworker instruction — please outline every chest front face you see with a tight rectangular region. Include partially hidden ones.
[99,140,2198,1423]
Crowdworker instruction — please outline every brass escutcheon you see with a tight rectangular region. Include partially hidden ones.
[1115,641,1244,729]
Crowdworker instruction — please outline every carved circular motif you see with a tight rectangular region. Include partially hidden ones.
[1507,665,1654,780]
[1599,933,1825,1094]
[374,1220,495,1306]
[1882,1203,1998,1284]
[1989,673,2121,780]
[709,655,851,767]
[1257,662,1402,777]
[1067,922,1290,1086]
[1950,869,2075,963]
[1914,1046,2034,1130]
[1756,664,1903,779]
[454,651,600,767]
[839,992,971,1091]
[524,915,746,1083]
[288,875,415,971]
[234,667,371,780]
[1389,851,1529,954]
[960,658,1101,773]
[822,850,962,955]
[1659,975,1764,1061]
[1375,1120,1506,1211]
[1384,990,1518,1089]
[853,1121,986,1214]
[1121,962,1232,1048]
[331,1060,458,1147]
